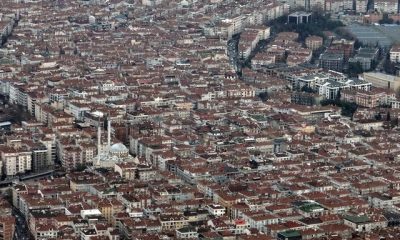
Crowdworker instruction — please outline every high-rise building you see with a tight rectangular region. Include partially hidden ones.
[31,144,48,172]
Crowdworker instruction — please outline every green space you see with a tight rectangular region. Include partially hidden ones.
[320,98,358,118]
[299,203,324,213]
[278,230,302,238]
[344,215,370,224]
[268,12,344,41]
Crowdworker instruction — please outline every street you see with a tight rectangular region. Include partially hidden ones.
[13,207,31,240]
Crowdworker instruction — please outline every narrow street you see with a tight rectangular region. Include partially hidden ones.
[227,35,240,72]
[13,207,31,240]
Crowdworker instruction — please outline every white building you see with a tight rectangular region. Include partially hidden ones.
[355,0,368,13]
[207,204,226,216]
[66,102,91,121]
[141,0,163,6]
[317,80,348,100]
[293,74,329,90]
[374,0,398,13]
[390,45,400,63]
[80,209,103,219]
[0,147,32,176]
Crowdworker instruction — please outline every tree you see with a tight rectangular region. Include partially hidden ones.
[75,164,87,172]
[301,85,316,93]
[391,117,399,127]
[387,111,391,121]
[379,13,394,24]
[258,92,268,101]
[384,59,396,75]
[348,62,364,77]
[268,13,344,42]
[341,102,358,117]
[336,89,341,100]
[320,99,337,106]
[354,40,363,49]
[335,27,355,40]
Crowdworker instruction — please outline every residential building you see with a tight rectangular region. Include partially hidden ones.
[390,44,400,63]
[355,0,368,13]
[31,143,48,173]
[0,146,32,176]
[0,216,15,240]
[305,36,323,50]
[374,0,399,13]
[319,52,344,72]
[341,88,395,107]
[349,48,379,71]
[362,72,400,90]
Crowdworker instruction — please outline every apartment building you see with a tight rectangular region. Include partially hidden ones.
[0,216,15,240]
[374,0,399,13]
[319,52,344,72]
[355,0,368,13]
[306,35,323,50]
[390,44,400,63]
[0,146,32,176]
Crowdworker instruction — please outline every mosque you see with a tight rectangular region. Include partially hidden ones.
[94,120,138,168]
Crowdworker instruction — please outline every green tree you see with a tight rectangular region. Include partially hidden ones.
[321,99,358,117]
[258,92,268,101]
[301,85,316,93]
[354,40,363,49]
[336,89,341,100]
[348,62,364,77]
[384,59,396,74]
[75,164,87,172]
[341,102,358,117]
[379,13,394,24]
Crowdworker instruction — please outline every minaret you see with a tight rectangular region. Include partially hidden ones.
[97,122,101,166]
[107,119,111,152]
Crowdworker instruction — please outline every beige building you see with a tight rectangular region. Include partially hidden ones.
[362,72,400,91]
[306,36,323,50]
[160,214,188,230]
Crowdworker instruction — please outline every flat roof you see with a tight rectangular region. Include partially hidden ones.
[0,121,11,127]
[347,24,400,47]
[278,230,301,237]
[344,215,370,224]
[320,52,344,60]
[289,11,312,16]
[364,72,400,82]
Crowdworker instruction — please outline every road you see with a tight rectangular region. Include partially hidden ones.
[13,208,31,240]
[227,35,240,72]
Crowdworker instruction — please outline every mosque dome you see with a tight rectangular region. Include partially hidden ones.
[91,111,104,118]
[181,0,189,6]
[110,143,128,154]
